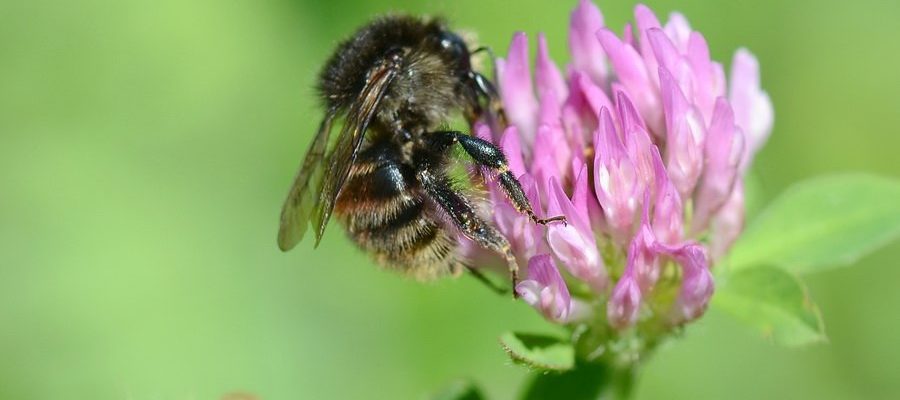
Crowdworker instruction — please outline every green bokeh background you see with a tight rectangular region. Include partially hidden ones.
[2,0,898,399]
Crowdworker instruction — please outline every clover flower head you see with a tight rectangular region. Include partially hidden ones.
[474,0,773,348]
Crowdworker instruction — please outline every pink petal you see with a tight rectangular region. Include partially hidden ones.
[623,22,635,47]
[499,125,527,178]
[693,97,744,233]
[593,107,639,241]
[560,71,601,153]
[687,32,717,120]
[729,48,773,170]
[663,12,692,52]
[608,276,642,329]
[536,35,565,129]
[712,61,726,96]
[596,28,652,100]
[615,87,648,133]
[546,178,608,292]
[574,72,615,119]
[659,66,705,198]
[531,125,569,195]
[597,28,663,136]
[498,32,539,147]
[572,162,607,234]
[516,254,573,322]
[646,28,679,82]
[538,91,562,129]
[615,90,655,192]
[667,243,714,323]
[633,213,663,291]
[709,179,745,261]
[568,0,608,85]
[647,28,698,113]
[634,4,663,78]
[650,146,684,245]
[536,33,569,103]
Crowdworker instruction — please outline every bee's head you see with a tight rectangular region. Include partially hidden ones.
[428,24,503,124]
[434,29,473,75]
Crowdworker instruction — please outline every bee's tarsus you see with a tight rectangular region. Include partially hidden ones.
[533,214,568,226]
[510,266,520,299]
[501,248,520,300]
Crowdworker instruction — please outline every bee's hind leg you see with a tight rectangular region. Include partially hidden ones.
[417,168,521,297]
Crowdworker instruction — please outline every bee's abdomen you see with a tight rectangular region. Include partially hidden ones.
[334,156,459,280]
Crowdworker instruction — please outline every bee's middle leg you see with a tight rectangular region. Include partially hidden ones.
[459,263,509,296]
[417,168,520,297]
[427,130,566,226]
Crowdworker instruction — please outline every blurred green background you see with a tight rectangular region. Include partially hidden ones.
[2,0,899,399]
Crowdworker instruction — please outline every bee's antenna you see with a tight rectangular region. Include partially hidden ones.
[471,46,496,62]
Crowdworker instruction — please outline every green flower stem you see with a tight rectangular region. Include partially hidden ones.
[606,363,636,400]
[519,360,638,400]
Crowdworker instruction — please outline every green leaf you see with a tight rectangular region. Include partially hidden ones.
[519,362,617,400]
[727,174,900,274]
[431,379,486,400]
[499,332,575,372]
[712,267,825,346]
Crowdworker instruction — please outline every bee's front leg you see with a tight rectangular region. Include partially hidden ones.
[427,131,567,226]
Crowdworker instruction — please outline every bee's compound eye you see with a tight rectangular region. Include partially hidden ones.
[438,31,470,67]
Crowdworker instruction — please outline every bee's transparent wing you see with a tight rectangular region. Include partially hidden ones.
[277,53,402,250]
[310,57,402,246]
[277,109,338,251]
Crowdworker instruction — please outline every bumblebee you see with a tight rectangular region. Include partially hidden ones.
[277,15,563,290]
